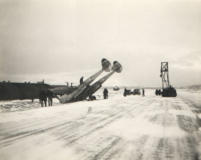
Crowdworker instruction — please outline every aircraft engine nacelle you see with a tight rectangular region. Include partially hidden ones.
[101,58,111,72]
[112,61,122,73]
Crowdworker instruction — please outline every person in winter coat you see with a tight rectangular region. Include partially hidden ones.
[142,88,145,96]
[103,88,109,99]
[39,90,47,107]
[80,76,84,85]
[47,90,53,106]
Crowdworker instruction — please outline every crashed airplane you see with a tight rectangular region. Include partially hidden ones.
[52,58,122,103]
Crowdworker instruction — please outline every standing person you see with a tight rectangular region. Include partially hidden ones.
[39,90,47,107]
[31,97,34,103]
[43,91,47,106]
[142,88,145,96]
[155,89,158,96]
[123,88,127,97]
[80,76,84,85]
[103,88,108,99]
[47,90,53,106]
[39,90,44,107]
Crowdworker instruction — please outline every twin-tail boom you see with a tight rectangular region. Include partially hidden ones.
[57,58,111,103]
[77,61,122,100]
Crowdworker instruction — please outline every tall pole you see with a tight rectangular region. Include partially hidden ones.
[160,62,170,89]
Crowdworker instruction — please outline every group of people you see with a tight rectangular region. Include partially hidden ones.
[39,90,53,107]
[155,89,162,96]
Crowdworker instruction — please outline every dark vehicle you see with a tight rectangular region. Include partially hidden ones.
[123,88,132,96]
[133,89,141,95]
[124,88,141,96]
[162,86,177,97]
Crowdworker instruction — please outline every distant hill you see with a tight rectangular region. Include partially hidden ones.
[0,82,69,101]
[185,84,201,90]
[105,86,160,90]
[0,82,51,100]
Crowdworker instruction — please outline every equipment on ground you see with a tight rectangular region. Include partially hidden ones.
[159,62,177,97]
[123,88,141,96]
[133,89,141,95]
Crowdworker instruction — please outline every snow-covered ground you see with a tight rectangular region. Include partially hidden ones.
[0,89,201,160]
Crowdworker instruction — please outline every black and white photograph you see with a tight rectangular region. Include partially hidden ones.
[0,0,201,159]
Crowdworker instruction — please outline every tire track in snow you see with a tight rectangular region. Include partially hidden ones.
[51,99,156,146]
[87,137,121,160]
[1,93,200,160]
[148,99,200,160]
[0,98,154,149]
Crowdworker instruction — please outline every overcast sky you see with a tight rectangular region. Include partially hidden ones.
[0,0,201,87]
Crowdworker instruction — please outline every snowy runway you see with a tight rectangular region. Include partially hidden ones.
[0,90,201,160]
